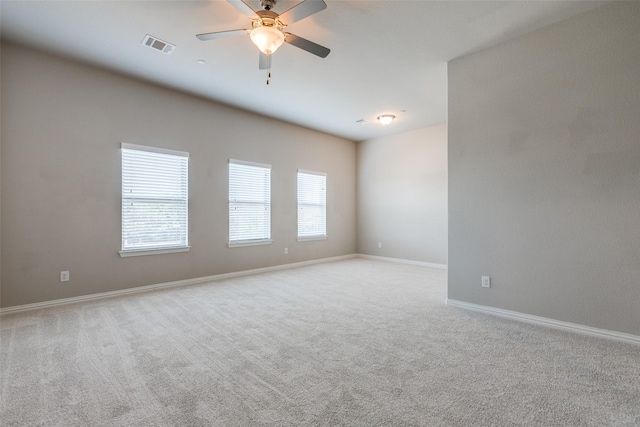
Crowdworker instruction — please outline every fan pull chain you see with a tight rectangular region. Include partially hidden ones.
[266,69,271,85]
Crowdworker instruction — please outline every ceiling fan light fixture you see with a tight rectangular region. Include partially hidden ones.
[250,26,285,56]
[377,114,396,125]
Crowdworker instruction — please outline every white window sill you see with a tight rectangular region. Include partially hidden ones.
[297,236,327,242]
[119,246,190,257]
[228,239,273,248]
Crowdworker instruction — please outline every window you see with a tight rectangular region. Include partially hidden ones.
[228,159,272,246]
[120,143,189,256]
[297,170,326,240]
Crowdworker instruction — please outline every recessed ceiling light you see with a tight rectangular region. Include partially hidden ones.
[197,59,206,65]
[356,119,369,124]
[377,114,395,125]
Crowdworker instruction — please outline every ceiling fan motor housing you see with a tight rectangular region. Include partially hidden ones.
[252,10,284,31]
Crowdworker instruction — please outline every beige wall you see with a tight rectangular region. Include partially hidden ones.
[448,2,640,335]
[0,42,356,307]
[357,125,447,265]
[0,42,2,307]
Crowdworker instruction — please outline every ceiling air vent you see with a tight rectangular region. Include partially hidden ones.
[142,35,175,55]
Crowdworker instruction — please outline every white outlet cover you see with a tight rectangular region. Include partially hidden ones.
[481,276,491,288]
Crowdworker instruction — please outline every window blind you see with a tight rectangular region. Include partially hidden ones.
[121,143,188,253]
[297,170,326,239]
[229,160,272,245]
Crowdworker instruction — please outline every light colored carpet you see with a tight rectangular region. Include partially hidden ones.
[1,258,639,426]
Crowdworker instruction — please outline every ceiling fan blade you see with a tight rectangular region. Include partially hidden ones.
[284,33,330,58]
[279,0,327,25]
[259,53,272,70]
[227,0,257,16]
[196,29,250,41]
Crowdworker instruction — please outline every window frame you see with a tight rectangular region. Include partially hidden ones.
[119,143,190,257]
[228,159,273,248]
[297,169,327,241]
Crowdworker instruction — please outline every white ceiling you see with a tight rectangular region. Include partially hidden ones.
[1,0,608,141]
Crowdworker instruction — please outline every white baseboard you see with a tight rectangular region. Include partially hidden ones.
[0,254,357,315]
[357,254,448,270]
[446,299,640,347]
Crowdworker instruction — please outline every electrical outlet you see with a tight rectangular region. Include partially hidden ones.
[60,271,70,282]
[284,247,288,255]
[481,276,491,288]
[378,242,382,248]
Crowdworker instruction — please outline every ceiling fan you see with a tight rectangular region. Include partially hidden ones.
[196,0,330,71]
